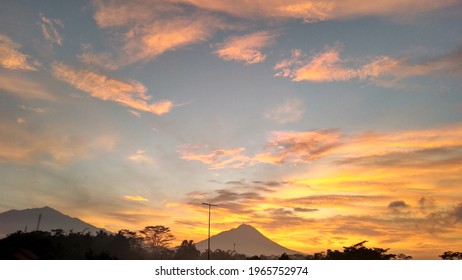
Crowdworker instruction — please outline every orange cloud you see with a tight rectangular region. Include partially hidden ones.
[89,1,458,70]
[123,195,149,202]
[178,129,342,168]
[180,123,462,169]
[275,45,379,82]
[175,0,333,21]
[336,122,462,158]
[128,150,154,164]
[178,145,251,169]
[51,62,173,115]
[255,129,343,164]
[149,100,174,116]
[91,0,224,67]
[0,34,40,71]
[275,45,462,86]
[214,31,276,64]
[333,0,457,20]
[176,0,455,22]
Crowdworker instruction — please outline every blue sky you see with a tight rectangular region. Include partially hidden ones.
[1,0,462,259]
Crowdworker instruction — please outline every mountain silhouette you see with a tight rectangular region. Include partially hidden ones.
[195,224,300,256]
[0,206,106,237]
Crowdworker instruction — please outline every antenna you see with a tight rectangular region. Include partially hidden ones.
[202,203,218,260]
[36,214,42,231]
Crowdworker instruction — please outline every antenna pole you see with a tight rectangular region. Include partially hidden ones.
[202,203,217,260]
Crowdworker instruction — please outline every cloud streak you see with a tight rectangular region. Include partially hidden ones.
[264,98,304,124]
[176,0,456,22]
[40,15,64,48]
[275,45,462,87]
[0,120,116,166]
[179,122,462,169]
[214,31,276,64]
[178,145,250,169]
[0,34,40,71]
[51,62,173,115]
[91,0,224,67]
[123,195,149,202]
[128,150,154,164]
[0,72,55,101]
[254,129,342,164]
[78,44,119,71]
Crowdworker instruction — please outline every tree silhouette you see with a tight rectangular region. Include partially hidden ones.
[1,229,419,260]
[138,225,174,259]
[439,251,462,260]
[174,240,200,260]
[278,253,291,260]
[310,241,410,260]
[118,229,142,250]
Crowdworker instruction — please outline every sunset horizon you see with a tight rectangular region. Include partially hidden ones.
[1,0,462,260]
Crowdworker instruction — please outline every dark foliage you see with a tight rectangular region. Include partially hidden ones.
[174,240,200,260]
[199,249,246,260]
[0,230,145,260]
[439,251,462,260]
[139,225,174,258]
[307,241,412,260]
[0,229,419,260]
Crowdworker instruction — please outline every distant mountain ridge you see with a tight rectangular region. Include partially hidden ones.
[0,206,106,237]
[196,224,300,256]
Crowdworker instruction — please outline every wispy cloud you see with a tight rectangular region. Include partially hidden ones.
[16,118,26,125]
[176,0,456,22]
[51,62,174,115]
[40,14,64,49]
[178,129,342,168]
[123,195,149,202]
[275,45,359,82]
[275,45,462,87]
[0,120,115,166]
[0,34,40,71]
[180,123,462,169]
[18,105,46,113]
[175,0,330,21]
[254,129,342,164]
[264,98,304,124]
[128,110,141,118]
[127,150,154,164]
[214,31,276,64]
[88,1,458,70]
[178,145,250,169]
[0,72,55,100]
[78,43,119,70]
[334,122,462,159]
[91,0,224,67]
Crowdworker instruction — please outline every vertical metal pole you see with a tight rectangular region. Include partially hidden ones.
[202,203,217,260]
[207,204,211,260]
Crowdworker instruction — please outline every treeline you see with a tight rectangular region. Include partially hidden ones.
[0,226,460,260]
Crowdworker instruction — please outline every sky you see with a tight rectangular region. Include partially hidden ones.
[1,0,462,259]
